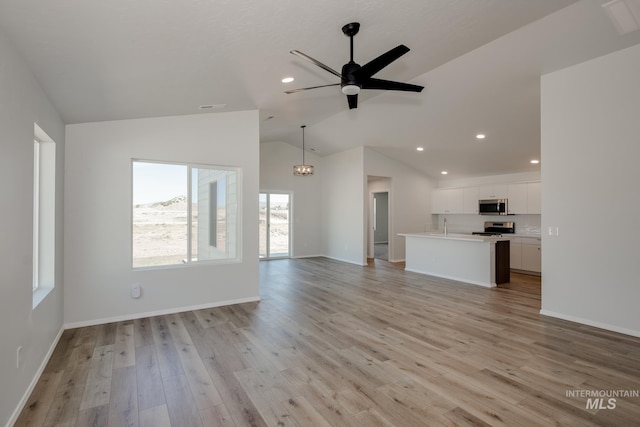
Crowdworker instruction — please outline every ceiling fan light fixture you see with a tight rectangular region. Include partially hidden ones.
[341,84,361,95]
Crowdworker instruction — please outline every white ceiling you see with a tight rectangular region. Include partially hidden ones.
[1,0,640,179]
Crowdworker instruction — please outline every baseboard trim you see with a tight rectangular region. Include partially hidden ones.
[64,296,261,329]
[404,268,496,288]
[291,254,324,259]
[540,309,640,338]
[323,255,367,266]
[6,326,64,427]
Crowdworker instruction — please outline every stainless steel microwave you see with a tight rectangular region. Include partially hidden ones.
[479,199,508,215]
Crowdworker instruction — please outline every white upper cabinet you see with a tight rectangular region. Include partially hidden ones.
[463,187,479,214]
[507,183,528,214]
[508,182,541,214]
[527,182,541,214]
[478,184,508,199]
[432,181,540,215]
[431,188,464,214]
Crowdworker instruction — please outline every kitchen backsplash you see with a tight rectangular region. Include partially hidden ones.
[429,214,541,235]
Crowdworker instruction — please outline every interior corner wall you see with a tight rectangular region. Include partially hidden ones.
[259,141,323,257]
[0,29,65,427]
[64,111,260,326]
[320,146,366,265]
[364,147,435,262]
[541,43,640,337]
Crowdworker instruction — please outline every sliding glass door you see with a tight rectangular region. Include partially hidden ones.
[259,192,290,258]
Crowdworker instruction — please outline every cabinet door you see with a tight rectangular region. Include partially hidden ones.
[478,185,495,199]
[493,184,508,199]
[507,183,527,214]
[521,237,541,272]
[509,237,522,269]
[431,188,463,213]
[478,184,508,199]
[527,182,541,214]
[446,188,464,214]
[463,187,479,214]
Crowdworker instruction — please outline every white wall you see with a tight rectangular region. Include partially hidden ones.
[260,141,323,257]
[541,43,640,337]
[321,147,366,265]
[0,29,65,427]
[64,111,259,326]
[364,148,435,262]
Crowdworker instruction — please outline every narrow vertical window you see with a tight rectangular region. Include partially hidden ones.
[33,123,56,307]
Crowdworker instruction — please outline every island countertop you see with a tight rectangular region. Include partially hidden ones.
[398,232,509,243]
[400,232,510,287]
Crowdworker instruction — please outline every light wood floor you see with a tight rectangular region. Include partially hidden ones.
[16,257,640,426]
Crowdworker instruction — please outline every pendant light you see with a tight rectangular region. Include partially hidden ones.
[293,125,314,176]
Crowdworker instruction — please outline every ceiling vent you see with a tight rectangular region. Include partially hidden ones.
[602,0,640,34]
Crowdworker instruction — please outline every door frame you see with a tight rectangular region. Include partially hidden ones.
[367,176,392,260]
[259,191,293,259]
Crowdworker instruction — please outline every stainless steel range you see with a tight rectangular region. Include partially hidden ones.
[472,221,515,237]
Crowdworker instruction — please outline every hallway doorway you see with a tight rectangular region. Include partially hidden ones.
[373,191,389,260]
[368,176,391,261]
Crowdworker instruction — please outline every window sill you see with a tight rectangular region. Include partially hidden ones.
[33,286,53,309]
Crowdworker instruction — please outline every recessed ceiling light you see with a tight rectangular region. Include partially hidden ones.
[530,159,540,164]
[416,146,424,152]
[282,77,294,83]
[441,171,448,175]
[476,134,486,140]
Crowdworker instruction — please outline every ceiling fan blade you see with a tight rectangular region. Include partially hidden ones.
[347,94,358,109]
[362,77,424,92]
[290,50,343,79]
[285,83,340,94]
[353,45,410,80]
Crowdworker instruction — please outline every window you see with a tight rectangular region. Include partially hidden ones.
[132,160,240,269]
[33,123,56,307]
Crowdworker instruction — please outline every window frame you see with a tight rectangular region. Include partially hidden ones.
[33,123,56,308]
[131,159,242,270]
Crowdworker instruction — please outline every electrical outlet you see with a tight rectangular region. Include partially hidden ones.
[131,283,141,299]
[16,346,22,368]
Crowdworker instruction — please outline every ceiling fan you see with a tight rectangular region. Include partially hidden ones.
[285,22,424,109]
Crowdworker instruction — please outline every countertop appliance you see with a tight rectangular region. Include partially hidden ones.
[479,199,508,215]
[472,221,515,236]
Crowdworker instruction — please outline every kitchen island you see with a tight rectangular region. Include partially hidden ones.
[399,232,510,287]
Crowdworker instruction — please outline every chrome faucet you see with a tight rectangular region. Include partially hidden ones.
[444,217,448,236]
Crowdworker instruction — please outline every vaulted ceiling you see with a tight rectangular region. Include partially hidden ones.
[1,0,639,179]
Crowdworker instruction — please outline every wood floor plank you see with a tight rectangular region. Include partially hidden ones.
[75,404,109,427]
[139,405,171,427]
[13,371,63,427]
[162,374,203,427]
[135,344,165,411]
[113,322,135,369]
[42,343,94,427]
[79,344,115,411]
[199,403,237,427]
[134,317,154,348]
[165,313,223,409]
[108,366,138,427]
[16,257,640,426]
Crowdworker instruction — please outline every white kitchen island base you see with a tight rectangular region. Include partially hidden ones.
[401,233,508,287]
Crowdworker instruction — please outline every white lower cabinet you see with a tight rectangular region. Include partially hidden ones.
[509,236,541,273]
[510,237,522,269]
[521,237,542,272]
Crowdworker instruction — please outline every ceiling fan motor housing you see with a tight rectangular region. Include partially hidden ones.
[341,61,362,95]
